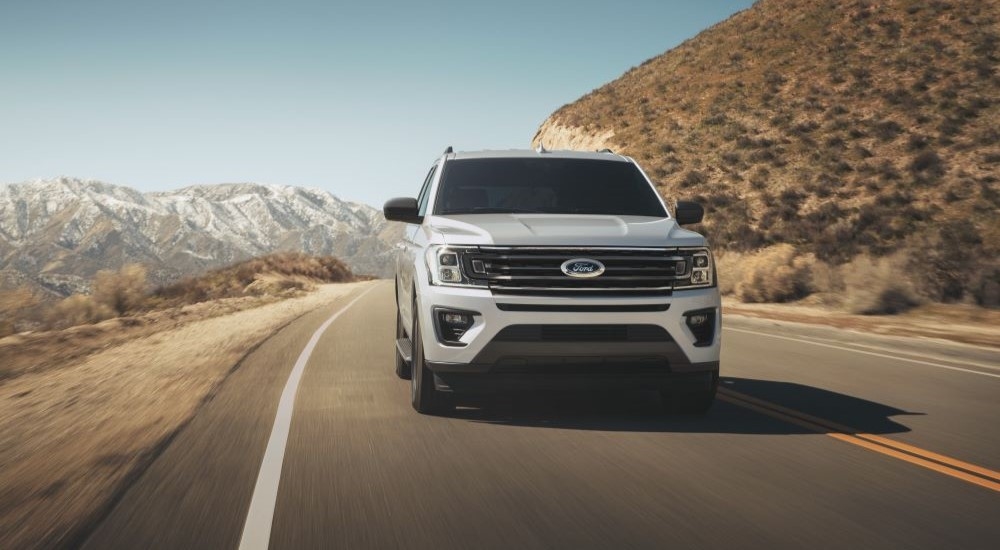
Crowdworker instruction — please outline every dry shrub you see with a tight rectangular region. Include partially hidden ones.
[914,220,984,303]
[972,262,1000,308]
[154,252,354,306]
[810,260,845,294]
[244,276,312,296]
[48,295,114,328]
[714,251,744,296]
[735,244,814,303]
[21,254,353,332]
[92,264,148,316]
[0,286,40,337]
[843,255,920,315]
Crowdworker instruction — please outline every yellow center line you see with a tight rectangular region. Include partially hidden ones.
[719,388,1000,480]
[717,388,1000,493]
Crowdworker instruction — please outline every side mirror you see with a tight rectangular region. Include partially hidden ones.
[674,200,704,226]
[383,197,422,224]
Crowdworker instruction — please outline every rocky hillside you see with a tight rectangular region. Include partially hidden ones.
[0,178,398,296]
[534,0,999,305]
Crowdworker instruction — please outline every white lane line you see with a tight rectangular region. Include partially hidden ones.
[239,284,378,550]
[812,339,1000,371]
[723,326,1000,379]
[730,328,1000,371]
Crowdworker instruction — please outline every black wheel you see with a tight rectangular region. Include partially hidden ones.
[395,309,411,380]
[662,372,718,415]
[410,317,453,415]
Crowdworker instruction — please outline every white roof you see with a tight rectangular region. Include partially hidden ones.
[449,149,629,162]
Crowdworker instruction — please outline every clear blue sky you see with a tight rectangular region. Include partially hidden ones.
[1,0,753,207]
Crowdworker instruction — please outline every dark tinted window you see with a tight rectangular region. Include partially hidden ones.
[434,158,667,217]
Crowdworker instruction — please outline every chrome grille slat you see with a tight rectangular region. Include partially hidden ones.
[489,266,679,272]
[490,275,676,281]
[490,285,674,292]
[465,246,689,297]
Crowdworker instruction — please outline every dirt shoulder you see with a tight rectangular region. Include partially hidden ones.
[1,292,295,382]
[0,281,373,549]
[723,298,1000,349]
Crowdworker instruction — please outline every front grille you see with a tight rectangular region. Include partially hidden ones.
[464,247,687,297]
[494,324,671,342]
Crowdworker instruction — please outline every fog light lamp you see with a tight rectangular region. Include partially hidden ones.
[434,308,478,346]
[687,313,709,326]
[684,308,716,347]
[443,312,471,326]
[439,267,461,282]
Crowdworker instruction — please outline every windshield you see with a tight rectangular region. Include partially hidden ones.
[433,158,668,217]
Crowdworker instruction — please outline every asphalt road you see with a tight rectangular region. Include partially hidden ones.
[83,281,1000,549]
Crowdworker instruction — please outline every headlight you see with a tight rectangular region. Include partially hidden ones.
[674,247,715,289]
[425,245,486,288]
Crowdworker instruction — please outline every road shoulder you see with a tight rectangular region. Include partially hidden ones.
[0,281,374,550]
[724,298,999,349]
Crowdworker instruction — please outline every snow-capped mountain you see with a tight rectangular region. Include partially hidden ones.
[0,177,400,295]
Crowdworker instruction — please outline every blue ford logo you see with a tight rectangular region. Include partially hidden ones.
[560,258,605,278]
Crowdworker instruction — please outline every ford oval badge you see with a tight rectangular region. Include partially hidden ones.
[560,258,605,278]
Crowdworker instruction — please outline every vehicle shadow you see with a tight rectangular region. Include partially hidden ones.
[452,376,922,435]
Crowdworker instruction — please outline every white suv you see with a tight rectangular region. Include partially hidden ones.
[384,148,721,415]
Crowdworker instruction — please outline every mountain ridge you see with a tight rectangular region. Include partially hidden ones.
[0,177,397,297]
[534,0,999,305]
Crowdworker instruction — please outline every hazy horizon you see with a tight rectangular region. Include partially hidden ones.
[1,0,753,208]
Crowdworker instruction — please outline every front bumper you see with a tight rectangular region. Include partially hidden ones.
[427,364,718,393]
[416,284,721,391]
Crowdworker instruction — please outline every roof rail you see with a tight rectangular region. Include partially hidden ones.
[598,148,615,154]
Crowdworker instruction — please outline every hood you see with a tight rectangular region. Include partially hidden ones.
[426,214,706,248]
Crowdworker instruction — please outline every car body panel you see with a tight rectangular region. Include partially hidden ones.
[426,214,707,248]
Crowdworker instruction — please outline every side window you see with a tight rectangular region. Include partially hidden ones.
[417,165,437,216]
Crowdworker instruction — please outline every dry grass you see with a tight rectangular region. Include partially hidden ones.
[1,294,284,382]
[0,253,357,380]
[537,0,1000,307]
[1,253,358,338]
[717,244,974,315]
[43,265,149,330]
[714,250,744,296]
[0,287,40,337]
[151,252,355,307]
[0,253,360,380]
[0,281,373,549]
[843,255,921,314]
[46,295,115,329]
[732,244,814,303]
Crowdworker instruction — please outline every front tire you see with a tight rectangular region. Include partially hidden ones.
[395,309,411,380]
[410,316,453,415]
